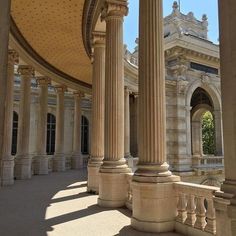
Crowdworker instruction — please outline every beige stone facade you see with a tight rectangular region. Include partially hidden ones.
[1,0,236,235]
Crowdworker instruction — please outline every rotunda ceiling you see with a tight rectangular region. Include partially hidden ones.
[11,0,92,87]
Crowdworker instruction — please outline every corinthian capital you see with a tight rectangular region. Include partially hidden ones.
[18,65,35,77]
[101,0,128,20]
[8,49,19,65]
[92,31,106,46]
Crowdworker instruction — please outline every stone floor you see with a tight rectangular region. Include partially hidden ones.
[0,169,182,236]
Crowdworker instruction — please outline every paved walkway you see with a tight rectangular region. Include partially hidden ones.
[0,170,182,236]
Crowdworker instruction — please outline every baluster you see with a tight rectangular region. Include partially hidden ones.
[176,193,187,223]
[185,194,196,226]
[205,198,216,234]
[195,196,207,230]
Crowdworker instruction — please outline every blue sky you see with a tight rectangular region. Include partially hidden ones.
[124,0,219,51]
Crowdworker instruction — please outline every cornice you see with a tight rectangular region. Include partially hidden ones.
[82,0,104,58]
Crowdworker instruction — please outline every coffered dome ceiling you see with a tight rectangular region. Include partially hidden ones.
[11,0,92,87]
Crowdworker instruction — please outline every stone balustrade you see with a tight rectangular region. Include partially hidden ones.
[174,182,219,236]
[193,155,224,169]
[124,178,219,235]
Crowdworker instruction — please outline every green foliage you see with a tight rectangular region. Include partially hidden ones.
[202,111,215,155]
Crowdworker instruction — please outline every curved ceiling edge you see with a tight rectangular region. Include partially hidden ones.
[10,17,92,90]
[82,0,105,57]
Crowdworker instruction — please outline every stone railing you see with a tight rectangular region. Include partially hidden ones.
[174,182,219,236]
[193,155,224,168]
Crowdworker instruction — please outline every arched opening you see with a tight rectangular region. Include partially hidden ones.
[81,116,89,155]
[191,87,216,157]
[11,111,18,155]
[46,113,56,155]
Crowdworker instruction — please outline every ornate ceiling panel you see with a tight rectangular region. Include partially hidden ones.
[11,0,92,85]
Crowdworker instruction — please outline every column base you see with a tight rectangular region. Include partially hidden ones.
[87,163,101,194]
[1,157,14,186]
[131,175,180,233]
[14,156,32,180]
[53,154,65,172]
[214,190,234,236]
[98,166,131,208]
[71,154,83,169]
[33,155,49,175]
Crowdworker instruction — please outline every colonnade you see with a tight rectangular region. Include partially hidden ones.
[87,0,236,234]
[0,49,85,184]
[1,0,236,234]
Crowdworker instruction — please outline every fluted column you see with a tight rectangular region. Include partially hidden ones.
[131,0,180,233]
[98,0,131,208]
[1,50,18,185]
[87,32,105,193]
[15,65,34,180]
[34,77,51,175]
[0,0,12,185]
[214,1,236,236]
[53,85,67,172]
[124,86,131,158]
[71,91,84,169]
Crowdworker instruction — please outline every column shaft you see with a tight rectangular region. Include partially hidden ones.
[71,91,84,169]
[53,85,66,172]
[1,50,18,185]
[124,87,131,158]
[98,0,130,208]
[34,77,50,175]
[15,65,34,180]
[131,1,180,233]
[214,2,236,236]
[0,0,11,184]
[87,33,105,193]
[135,0,170,176]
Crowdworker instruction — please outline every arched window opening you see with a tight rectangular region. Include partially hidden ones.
[11,111,18,155]
[81,116,89,155]
[191,87,216,157]
[201,111,215,155]
[47,113,56,155]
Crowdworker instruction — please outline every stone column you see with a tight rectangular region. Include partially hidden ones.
[71,91,84,169]
[1,50,18,185]
[87,32,105,193]
[214,1,236,236]
[192,120,203,156]
[98,0,130,208]
[131,0,180,233]
[34,76,51,175]
[214,110,223,156]
[53,85,67,172]
[15,65,34,180]
[0,0,12,185]
[124,86,131,158]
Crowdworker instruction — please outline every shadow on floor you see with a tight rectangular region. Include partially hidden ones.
[0,169,133,236]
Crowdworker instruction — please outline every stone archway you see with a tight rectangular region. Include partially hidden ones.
[186,82,223,159]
